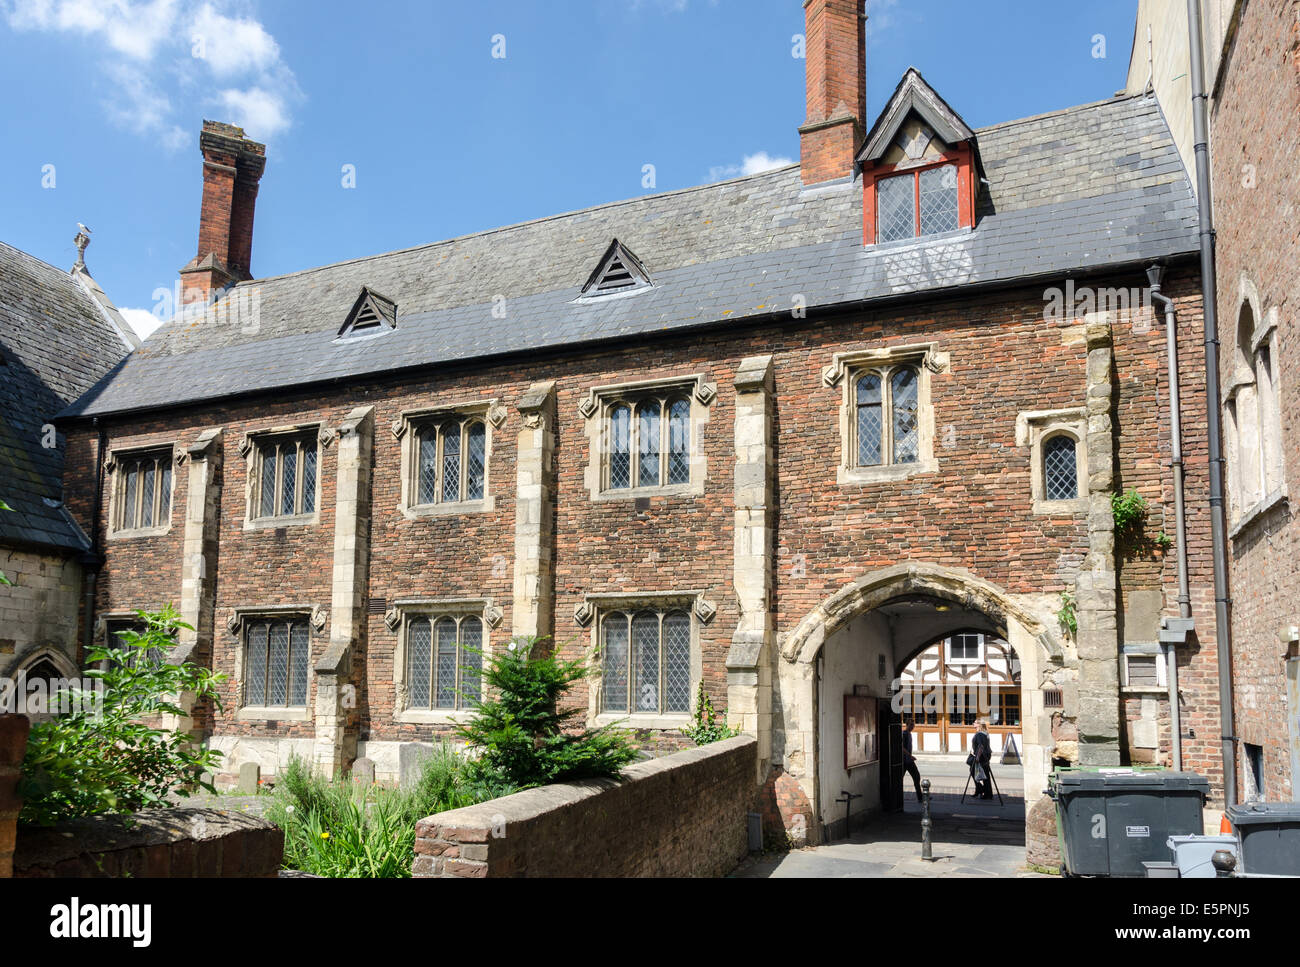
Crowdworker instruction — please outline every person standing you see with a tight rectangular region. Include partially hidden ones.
[902,717,923,801]
[971,720,994,800]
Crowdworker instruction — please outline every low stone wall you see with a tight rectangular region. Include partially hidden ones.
[0,714,30,877]
[414,735,757,877]
[13,808,283,877]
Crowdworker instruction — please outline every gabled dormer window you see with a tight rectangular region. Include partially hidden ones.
[337,287,397,339]
[858,68,981,246]
[579,239,651,298]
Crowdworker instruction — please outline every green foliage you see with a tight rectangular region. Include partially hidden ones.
[680,682,740,745]
[266,747,513,878]
[454,635,640,788]
[1153,530,1173,550]
[1057,591,1078,639]
[1111,487,1150,541]
[18,606,226,826]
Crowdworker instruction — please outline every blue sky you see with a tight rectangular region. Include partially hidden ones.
[0,0,1142,337]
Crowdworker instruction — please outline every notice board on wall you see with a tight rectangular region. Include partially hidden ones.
[844,694,879,770]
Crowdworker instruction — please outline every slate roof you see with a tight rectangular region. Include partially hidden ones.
[63,92,1198,420]
[1,241,137,552]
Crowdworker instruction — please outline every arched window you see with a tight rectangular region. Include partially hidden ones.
[637,402,660,488]
[609,404,632,489]
[601,609,692,715]
[667,399,691,485]
[853,366,920,468]
[606,396,693,490]
[406,613,483,711]
[414,416,489,506]
[1043,434,1079,502]
[244,616,311,708]
[856,373,882,466]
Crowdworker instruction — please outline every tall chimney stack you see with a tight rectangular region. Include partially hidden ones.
[179,120,266,306]
[799,0,867,186]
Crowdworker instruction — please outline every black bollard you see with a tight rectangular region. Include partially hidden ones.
[1211,849,1237,878]
[921,778,933,861]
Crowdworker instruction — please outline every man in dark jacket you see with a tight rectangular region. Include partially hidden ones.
[970,720,993,800]
[902,717,923,801]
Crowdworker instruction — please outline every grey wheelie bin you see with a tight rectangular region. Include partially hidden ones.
[1049,769,1209,877]
[1226,802,1300,876]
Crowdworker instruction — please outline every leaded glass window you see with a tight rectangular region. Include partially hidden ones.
[877,172,916,243]
[600,609,692,715]
[855,373,883,466]
[875,163,960,243]
[413,417,489,506]
[114,449,174,532]
[405,613,484,711]
[244,616,311,707]
[1043,434,1079,501]
[254,433,318,520]
[919,165,960,235]
[605,396,691,491]
[852,365,921,469]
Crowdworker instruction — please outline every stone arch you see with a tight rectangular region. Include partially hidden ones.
[773,562,1064,843]
[781,561,1062,667]
[12,646,78,680]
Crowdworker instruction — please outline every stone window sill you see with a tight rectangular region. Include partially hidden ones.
[107,525,173,540]
[1032,497,1089,516]
[401,497,496,519]
[238,705,312,722]
[1121,687,1167,696]
[1229,489,1288,541]
[594,712,691,731]
[838,460,938,487]
[593,483,698,502]
[244,513,320,532]
[396,708,477,725]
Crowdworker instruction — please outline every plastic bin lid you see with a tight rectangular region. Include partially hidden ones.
[1053,769,1210,792]
[1227,802,1300,825]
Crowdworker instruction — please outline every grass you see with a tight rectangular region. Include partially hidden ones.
[264,744,516,878]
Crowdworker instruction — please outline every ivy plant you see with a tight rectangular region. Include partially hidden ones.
[680,682,740,746]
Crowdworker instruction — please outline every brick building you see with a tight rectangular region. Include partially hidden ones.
[1132,0,1299,804]
[0,233,138,683]
[56,0,1226,841]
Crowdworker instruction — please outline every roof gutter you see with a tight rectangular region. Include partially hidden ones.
[1187,0,1236,808]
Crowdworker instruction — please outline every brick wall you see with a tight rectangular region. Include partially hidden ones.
[61,265,1223,802]
[1209,0,1300,801]
[412,735,755,877]
[12,807,283,877]
[0,714,29,878]
[0,548,80,678]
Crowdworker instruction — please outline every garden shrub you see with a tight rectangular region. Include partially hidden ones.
[18,606,225,826]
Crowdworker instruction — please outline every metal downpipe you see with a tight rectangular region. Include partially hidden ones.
[1187,0,1237,807]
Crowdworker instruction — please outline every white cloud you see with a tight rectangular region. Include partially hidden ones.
[190,2,279,77]
[120,305,165,340]
[216,84,289,138]
[707,150,795,183]
[3,0,301,148]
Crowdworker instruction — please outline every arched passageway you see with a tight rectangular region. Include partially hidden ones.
[773,563,1064,844]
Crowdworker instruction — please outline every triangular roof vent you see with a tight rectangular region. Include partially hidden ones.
[580,239,651,297]
[338,287,397,339]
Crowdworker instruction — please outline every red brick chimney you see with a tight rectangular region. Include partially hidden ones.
[799,0,867,185]
[179,120,266,306]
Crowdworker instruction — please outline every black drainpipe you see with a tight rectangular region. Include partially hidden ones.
[1187,0,1237,808]
[79,418,106,660]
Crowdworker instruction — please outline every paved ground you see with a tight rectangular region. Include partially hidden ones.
[732,756,1046,879]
